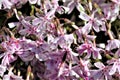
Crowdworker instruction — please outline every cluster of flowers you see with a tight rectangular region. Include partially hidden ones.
[0,0,120,80]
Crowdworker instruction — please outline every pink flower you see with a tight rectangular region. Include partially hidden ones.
[107,58,120,75]
[101,3,119,22]
[57,34,75,48]
[79,11,102,32]
[1,0,13,9]
[1,0,27,9]
[90,62,112,80]
[72,58,90,79]
[1,53,17,66]
[77,42,102,59]
[1,37,37,63]
[0,38,19,66]
[66,0,85,14]
[19,19,39,36]
[76,28,96,42]
[106,39,120,51]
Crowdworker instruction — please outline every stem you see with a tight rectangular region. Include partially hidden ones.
[91,30,96,47]
[59,18,79,29]
[107,30,114,40]
[106,22,114,40]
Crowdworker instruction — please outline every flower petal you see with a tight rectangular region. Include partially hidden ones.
[79,12,91,21]
[94,62,105,69]
[109,63,117,75]
[67,1,75,14]
[82,21,92,34]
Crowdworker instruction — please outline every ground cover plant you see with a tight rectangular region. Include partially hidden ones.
[0,0,120,80]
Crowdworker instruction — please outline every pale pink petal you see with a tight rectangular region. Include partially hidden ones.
[18,51,34,62]
[86,35,96,41]
[82,21,92,34]
[29,0,37,4]
[115,49,120,56]
[92,22,100,32]
[67,1,75,14]
[76,3,85,12]
[109,63,117,75]
[0,65,6,77]
[79,12,91,21]
[94,62,105,69]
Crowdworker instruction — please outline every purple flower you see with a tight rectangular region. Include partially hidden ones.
[57,62,81,79]
[19,19,39,36]
[1,53,17,66]
[18,51,35,62]
[101,3,119,22]
[1,0,13,9]
[79,11,102,32]
[57,34,75,48]
[35,43,57,61]
[1,0,27,9]
[76,28,96,42]
[1,37,37,63]
[77,42,102,59]
[31,13,57,38]
[90,62,112,80]
[43,50,64,79]
[16,38,37,62]
[107,58,120,75]
[106,39,120,51]
[0,38,19,66]
[72,58,90,79]
[66,0,85,14]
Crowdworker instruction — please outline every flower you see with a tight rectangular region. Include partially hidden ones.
[19,19,39,36]
[107,58,120,75]
[0,38,18,66]
[106,39,120,51]
[79,11,102,32]
[76,28,96,42]
[66,0,85,14]
[1,0,13,9]
[0,37,37,63]
[72,58,90,80]
[57,34,75,48]
[90,62,112,80]
[77,42,102,59]
[1,0,27,9]
[1,53,17,66]
[101,3,119,22]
